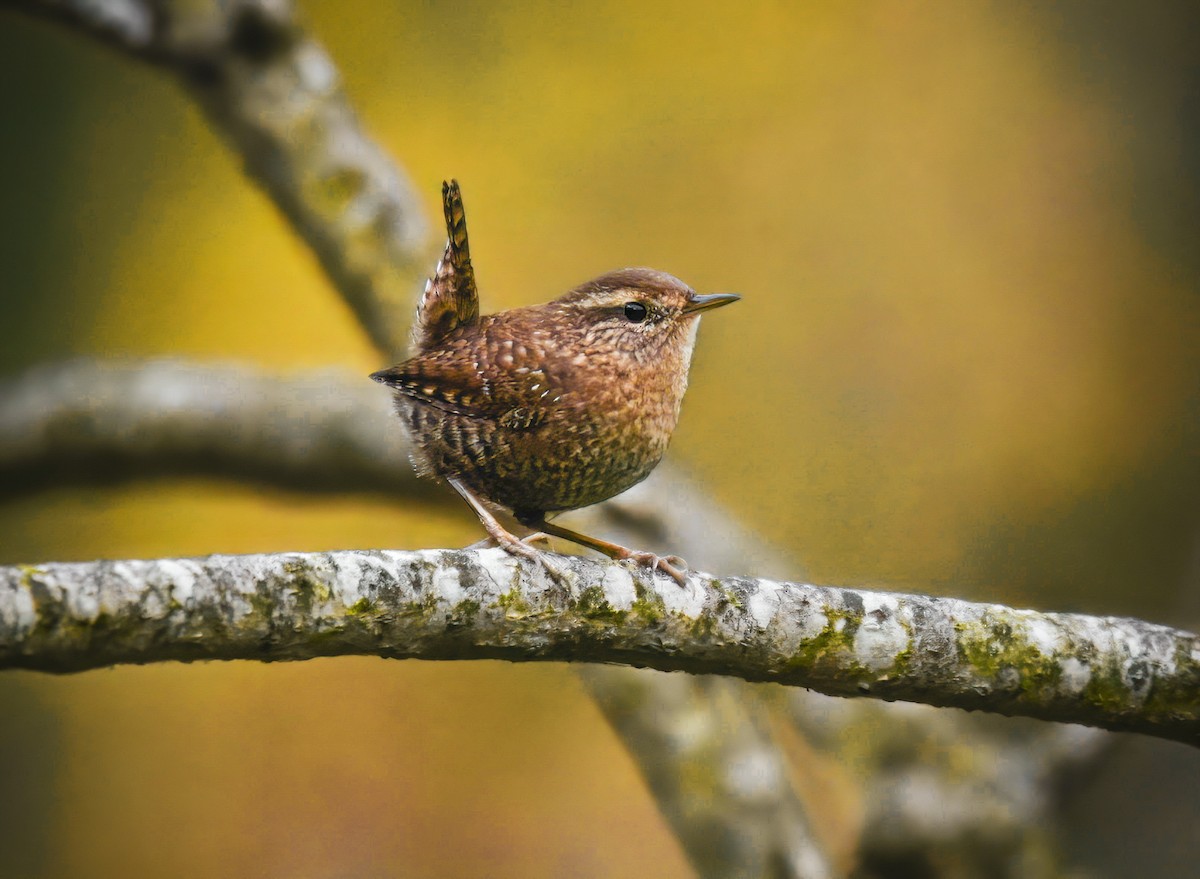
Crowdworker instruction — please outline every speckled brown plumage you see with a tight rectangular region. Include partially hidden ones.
[371,180,738,582]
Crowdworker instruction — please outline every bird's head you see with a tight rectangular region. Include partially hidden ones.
[551,268,739,366]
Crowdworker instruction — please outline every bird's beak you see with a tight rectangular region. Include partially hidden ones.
[682,292,741,315]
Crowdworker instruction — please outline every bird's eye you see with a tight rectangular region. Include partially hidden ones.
[623,302,648,323]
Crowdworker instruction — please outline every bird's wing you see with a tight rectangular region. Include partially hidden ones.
[370,344,547,429]
[410,180,480,353]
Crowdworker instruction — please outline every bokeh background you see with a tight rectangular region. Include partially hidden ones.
[1,1,1197,876]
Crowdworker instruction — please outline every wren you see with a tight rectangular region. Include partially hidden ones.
[370,181,738,583]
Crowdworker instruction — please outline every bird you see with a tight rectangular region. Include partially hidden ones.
[370,180,738,583]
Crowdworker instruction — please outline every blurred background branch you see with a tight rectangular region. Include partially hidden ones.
[6,0,430,356]
[786,691,1111,877]
[582,670,835,879]
[0,358,427,501]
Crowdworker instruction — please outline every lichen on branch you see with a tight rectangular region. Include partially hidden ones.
[2,549,1196,746]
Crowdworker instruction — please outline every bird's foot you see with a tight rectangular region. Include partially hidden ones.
[489,533,572,585]
[519,513,690,586]
[446,479,572,585]
[621,550,690,586]
[465,532,572,585]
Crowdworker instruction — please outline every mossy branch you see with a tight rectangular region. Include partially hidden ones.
[3,548,1196,746]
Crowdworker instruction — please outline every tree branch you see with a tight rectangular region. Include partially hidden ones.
[787,689,1110,874]
[6,0,430,355]
[583,668,834,879]
[3,549,1196,746]
[0,357,436,500]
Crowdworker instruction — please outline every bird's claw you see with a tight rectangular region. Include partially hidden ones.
[491,536,572,586]
[623,550,690,586]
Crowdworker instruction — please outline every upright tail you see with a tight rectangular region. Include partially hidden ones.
[410,179,480,352]
[443,179,471,266]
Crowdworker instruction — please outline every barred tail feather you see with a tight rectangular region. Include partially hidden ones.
[410,179,480,352]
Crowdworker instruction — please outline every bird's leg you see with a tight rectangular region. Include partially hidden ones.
[448,479,565,579]
[518,515,689,586]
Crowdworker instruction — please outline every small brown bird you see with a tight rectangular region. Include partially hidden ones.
[371,181,738,583]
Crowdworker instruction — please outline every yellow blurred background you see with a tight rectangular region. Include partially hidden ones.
[1,1,1197,876]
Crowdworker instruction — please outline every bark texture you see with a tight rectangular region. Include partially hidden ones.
[3,549,1196,746]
